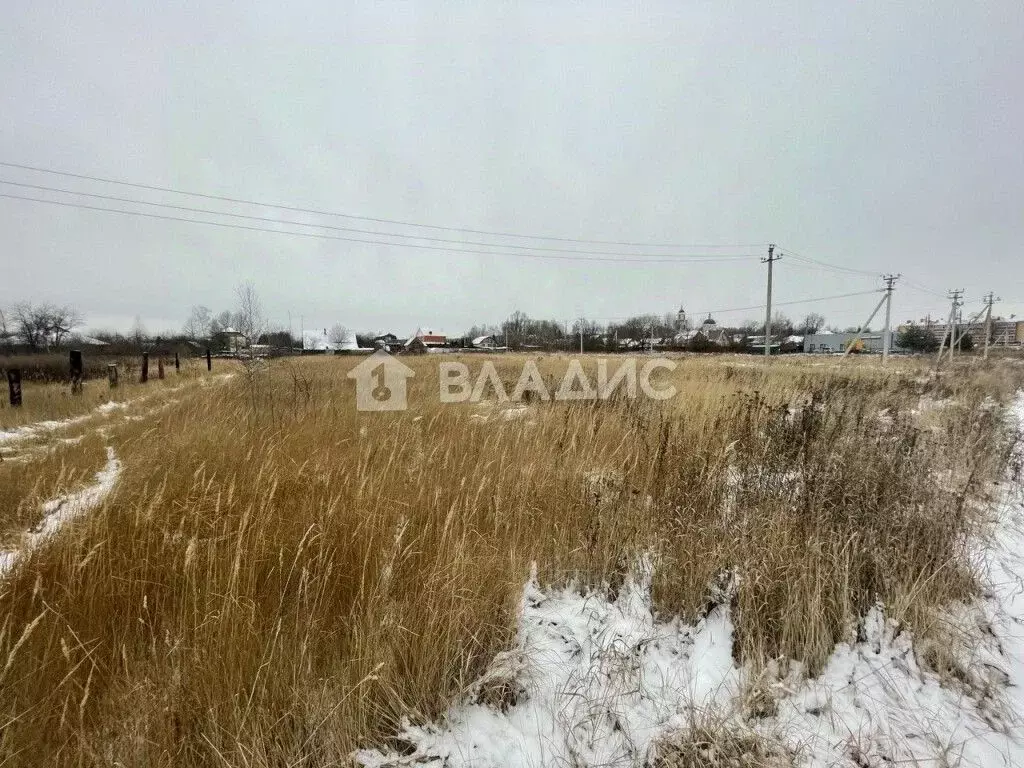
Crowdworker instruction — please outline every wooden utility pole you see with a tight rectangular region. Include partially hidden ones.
[881,275,900,363]
[843,289,888,356]
[762,244,779,357]
[982,292,1000,360]
[935,290,963,365]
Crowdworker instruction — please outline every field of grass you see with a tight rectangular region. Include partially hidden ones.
[0,355,222,430]
[0,353,1020,766]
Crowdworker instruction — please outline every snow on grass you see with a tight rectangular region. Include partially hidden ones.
[96,400,129,414]
[757,394,1024,766]
[0,411,96,446]
[355,560,744,768]
[0,372,235,448]
[355,392,1024,768]
[0,446,121,576]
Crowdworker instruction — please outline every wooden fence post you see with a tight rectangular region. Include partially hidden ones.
[141,353,149,383]
[158,358,165,380]
[206,348,212,371]
[7,369,22,407]
[69,350,83,394]
[174,352,180,372]
[108,364,118,388]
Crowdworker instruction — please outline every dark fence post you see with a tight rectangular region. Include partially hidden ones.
[158,358,165,380]
[141,353,149,383]
[108,364,118,388]
[206,348,212,371]
[7,369,22,407]
[174,352,180,372]
[69,350,83,394]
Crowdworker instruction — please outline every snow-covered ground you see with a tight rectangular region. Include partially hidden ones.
[0,446,121,576]
[356,393,1024,768]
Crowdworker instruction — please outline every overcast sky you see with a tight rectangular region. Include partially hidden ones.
[2,2,1022,336]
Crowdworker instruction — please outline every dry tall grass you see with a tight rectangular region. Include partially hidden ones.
[0,356,218,430]
[0,354,1018,766]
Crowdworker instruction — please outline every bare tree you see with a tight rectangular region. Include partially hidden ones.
[13,303,54,351]
[798,312,826,335]
[48,305,82,345]
[209,310,234,336]
[233,282,266,347]
[131,315,148,347]
[770,311,794,337]
[183,305,213,340]
[571,317,603,336]
[0,307,13,349]
[740,318,761,335]
[328,324,351,345]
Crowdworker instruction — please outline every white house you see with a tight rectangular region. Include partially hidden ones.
[301,328,366,353]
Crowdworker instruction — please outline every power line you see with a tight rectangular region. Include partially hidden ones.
[695,288,882,318]
[901,279,947,299]
[783,259,878,280]
[776,247,879,277]
[0,179,758,261]
[0,192,756,265]
[0,160,767,249]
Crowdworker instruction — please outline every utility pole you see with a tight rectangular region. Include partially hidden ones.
[762,244,779,357]
[843,288,888,356]
[935,290,962,366]
[982,292,1000,360]
[881,274,900,363]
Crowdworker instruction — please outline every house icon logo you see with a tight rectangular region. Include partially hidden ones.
[347,350,415,411]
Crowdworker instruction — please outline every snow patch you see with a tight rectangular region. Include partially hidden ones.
[355,560,742,768]
[0,446,121,576]
[96,400,129,414]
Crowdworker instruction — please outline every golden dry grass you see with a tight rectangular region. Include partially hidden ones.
[0,353,1018,766]
[0,356,222,430]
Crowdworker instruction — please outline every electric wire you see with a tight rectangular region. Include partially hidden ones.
[0,179,758,260]
[0,160,768,249]
[0,193,757,265]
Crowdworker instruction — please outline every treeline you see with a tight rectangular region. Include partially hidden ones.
[461,309,830,351]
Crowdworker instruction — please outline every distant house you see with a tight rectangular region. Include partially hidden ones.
[674,316,730,348]
[746,335,782,354]
[67,333,109,348]
[217,326,246,354]
[471,335,502,349]
[404,327,447,351]
[301,327,363,353]
[803,332,898,354]
[371,333,401,353]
